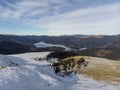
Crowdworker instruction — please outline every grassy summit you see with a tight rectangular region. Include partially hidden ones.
[68,56,120,83]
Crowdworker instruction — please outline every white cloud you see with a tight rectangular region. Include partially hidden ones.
[45,3,120,35]
[0,0,120,35]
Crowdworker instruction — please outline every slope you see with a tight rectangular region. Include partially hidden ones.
[0,52,119,90]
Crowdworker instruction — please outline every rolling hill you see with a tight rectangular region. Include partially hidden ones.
[0,52,119,90]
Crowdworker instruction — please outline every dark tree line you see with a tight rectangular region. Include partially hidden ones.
[46,51,79,60]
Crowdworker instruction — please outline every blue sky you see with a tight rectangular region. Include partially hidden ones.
[0,0,120,35]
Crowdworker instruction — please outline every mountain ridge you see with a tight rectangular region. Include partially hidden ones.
[0,34,120,60]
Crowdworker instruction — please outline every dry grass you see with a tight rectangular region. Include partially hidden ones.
[67,56,120,83]
[0,66,7,70]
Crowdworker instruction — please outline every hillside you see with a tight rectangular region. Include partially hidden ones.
[64,56,120,83]
[0,52,119,90]
[0,41,32,54]
[78,47,120,60]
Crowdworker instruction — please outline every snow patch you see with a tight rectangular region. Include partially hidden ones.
[34,42,72,51]
[79,48,87,51]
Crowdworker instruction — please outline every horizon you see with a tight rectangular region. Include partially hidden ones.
[0,0,120,35]
[0,33,119,37]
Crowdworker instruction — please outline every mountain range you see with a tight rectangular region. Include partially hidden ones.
[0,34,120,48]
[0,34,120,60]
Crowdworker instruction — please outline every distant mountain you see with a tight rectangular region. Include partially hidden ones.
[78,47,120,60]
[0,41,33,54]
[0,34,120,49]
[0,34,120,57]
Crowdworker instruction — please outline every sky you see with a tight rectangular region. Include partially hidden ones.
[0,0,120,35]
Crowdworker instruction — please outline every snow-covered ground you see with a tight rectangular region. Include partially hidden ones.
[34,42,72,51]
[79,48,87,51]
[0,52,119,90]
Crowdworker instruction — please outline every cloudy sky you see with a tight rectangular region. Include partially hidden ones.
[0,0,120,35]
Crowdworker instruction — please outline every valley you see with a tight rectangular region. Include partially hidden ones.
[0,34,120,60]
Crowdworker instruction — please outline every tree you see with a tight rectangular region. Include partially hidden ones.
[54,67,60,74]
[77,58,85,68]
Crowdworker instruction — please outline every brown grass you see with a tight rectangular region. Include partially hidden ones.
[67,56,120,83]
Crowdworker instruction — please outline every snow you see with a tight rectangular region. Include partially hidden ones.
[34,42,72,51]
[79,48,87,51]
[0,52,119,90]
